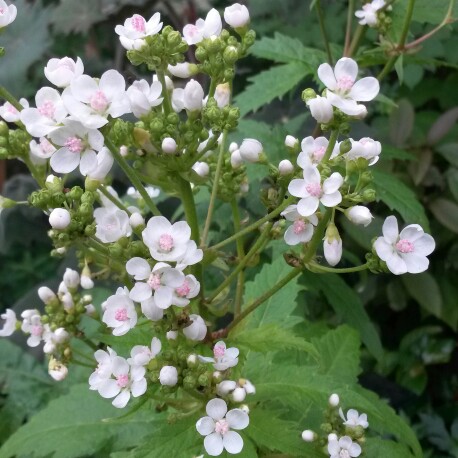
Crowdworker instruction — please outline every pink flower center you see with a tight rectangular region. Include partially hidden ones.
[336,75,354,92]
[38,101,56,118]
[116,374,129,388]
[215,419,229,435]
[293,220,306,234]
[7,104,18,114]
[339,450,350,458]
[115,308,129,321]
[159,234,174,252]
[176,279,191,297]
[312,146,326,162]
[65,136,84,153]
[213,345,225,358]
[0,8,4,14]
[305,182,322,198]
[395,239,414,253]
[186,25,200,39]
[90,90,109,112]
[131,15,146,33]
[31,325,42,336]
[147,273,162,290]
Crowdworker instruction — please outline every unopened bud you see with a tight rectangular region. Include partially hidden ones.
[307,95,334,123]
[231,387,246,402]
[231,150,243,168]
[345,206,373,227]
[192,161,210,177]
[284,135,298,148]
[38,286,57,304]
[239,138,263,163]
[278,159,294,175]
[120,145,129,157]
[162,137,177,154]
[45,175,63,192]
[130,212,145,228]
[49,208,71,229]
[166,330,178,340]
[159,366,178,386]
[187,354,197,367]
[63,268,80,289]
[323,223,342,267]
[329,393,340,407]
[302,88,317,102]
[229,142,238,153]
[301,430,315,442]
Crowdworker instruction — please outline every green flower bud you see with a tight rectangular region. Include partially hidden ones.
[149,119,164,133]
[340,139,352,155]
[167,31,183,47]
[301,88,317,103]
[79,202,93,216]
[109,244,123,258]
[197,373,210,387]
[183,375,197,389]
[243,30,256,46]
[161,25,173,37]
[81,191,95,204]
[0,147,9,159]
[67,186,84,201]
[223,45,239,64]
[167,112,180,125]
[362,188,376,202]
[0,136,8,148]
[85,177,101,192]
[0,121,8,136]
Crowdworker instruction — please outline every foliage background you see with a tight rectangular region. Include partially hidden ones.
[0,0,457,457]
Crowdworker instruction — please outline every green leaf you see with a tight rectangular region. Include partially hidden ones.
[234,62,310,116]
[436,143,458,167]
[429,198,458,233]
[372,169,430,230]
[0,384,157,458]
[51,0,105,33]
[302,272,383,361]
[365,438,415,457]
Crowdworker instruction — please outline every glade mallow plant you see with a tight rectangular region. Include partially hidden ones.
[0,1,437,456]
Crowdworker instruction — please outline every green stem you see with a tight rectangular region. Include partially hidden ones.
[210,195,295,251]
[344,0,356,57]
[208,78,217,98]
[315,0,333,65]
[307,262,369,273]
[156,70,173,115]
[302,208,333,263]
[231,198,245,316]
[226,267,302,334]
[0,85,22,110]
[347,25,366,58]
[200,130,228,247]
[321,129,339,164]
[207,223,272,304]
[99,185,131,215]
[105,138,161,216]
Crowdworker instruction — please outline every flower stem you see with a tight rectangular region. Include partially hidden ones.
[156,70,173,115]
[226,267,302,334]
[347,25,366,58]
[99,185,131,215]
[200,130,228,247]
[307,261,369,273]
[302,208,333,263]
[321,129,339,164]
[231,198,245,317]
[0,85,22,110]
[344,0,356,57]
[315,0,334,65]
[105,138,161,216]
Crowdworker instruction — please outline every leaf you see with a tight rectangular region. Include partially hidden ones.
[446,168,458,201]
[0,384,157,458]
[429,198,458,233]
[402,273,444,320]
[365,438,415,458]
[380,145,415,162]
[302,272,383,361]
[436,143,458,167]
[234,62,310,116]
[372,170,430,230]
[389,99,415,147]
[427,107,458,145]
[51,0,105,34]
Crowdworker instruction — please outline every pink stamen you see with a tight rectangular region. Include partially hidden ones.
[65,136,84,153]
[6,104,18,114]
[336,75,354,92]
[215,419,229,435]
[115,308,129,321]
[312,146,326,162]
[90,90,109,112]
[395,239,414,253]
[305,182,322,197]
[116,374,129,388]
[131,15,146,33]
[147,273,162,290]
[159,234,174,252]
[176,279,191,297]
[38,101,55,118]
[213,345,225,358]
[339,451,350,458]
[293,220,306,234]
[31,325,42,336]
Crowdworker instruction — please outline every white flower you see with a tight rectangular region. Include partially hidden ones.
[63,70,131,129]
[94,207,131,243]
[182,9,222,45]
[374,215,435,275]
[48,120,104,175]
[0,98,28,122]
[89,347,118,390]
[43,327,69,354]
[307,95,334,123]
[288,166,344,217]
[172,79,205,112]
[355,0,385,26]
[168,62,197,78]
[278,159,294,176]
[216,378,255,402]
[339,408,369,429]
[63,268,80,288]
[345,137,381,166]
[328,436,361,458]
[86,147,114,180]
[298,136,339,166]
[224,3,250,28]
[175,240,204,270]
[199,341,239,371]
[162,137,177,154]
[29,137,56,163]
[0,0,17,28]
[183,314,207,341]
[48,359,69,381]
[159,365,178,386]
[173,275,200,307]
[20,87,68,137]
[49,208,71,229]
[142,216,192,262]
[115,13,163,50]
[126,79,163,118]
[128,337,161,366]
[214,83,231,108]
[192,161,210,177]
[239,138,263,163]
[102,286,138,336]
[97,356,147,408]
[345,206,373,226]
[44,57,84,88]
[21,311,46,347]
[127,185,160,200]
[126,258,184,308]
[38,286,56,304]
[323,223,342,266]
[196,398,249,456]
[318,57,379,116]
[0,309,16,337]
[281,205,318,246]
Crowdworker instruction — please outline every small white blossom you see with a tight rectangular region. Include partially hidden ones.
[115,13,163,50]
[345,137,381,166]
[355,0,385,26]
[328,436,362,458]
[298,136,338,166]
[0,0,17,28]
[94,207,132,243]
[159,365,178,386]
[173,275,200,307]
[44,57,84,88]
[281,205,318,246]
[196,398,249,456]
[339,408,369,429]
[126,79,163,118]
[102,287,137,336]
[307,95,334,123]
[49,208,71,229]
[172,79,205,112]
[128,337,161,366]
[21,310,46,347]
[29,137,56,163]
[0,309,16,337]
[224,3,250,28]
[199,341,239,371]
[374,215,435,275]
[43,327,69,354]
[239,138,263,163]
[0,98,28,122]
[182,8,222,45]
[183,314,207,341]
[345,206,373,227]
[86,147,114,180]
[89,347,118,390]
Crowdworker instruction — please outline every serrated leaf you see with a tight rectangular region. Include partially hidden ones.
[302,272,383,361]
[234,62,310,116]
[372,170,430,230]
[0,384,157,458]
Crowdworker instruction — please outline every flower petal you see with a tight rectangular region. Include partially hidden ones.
[223,431,244,454]
[204,432,224,456]
[288,179,307,198]
[323,172,343,194]
[206,398,227,420]
[320,191,342,208]
[334,58,358,82]
[413,234,435,256]
[112,390,130,408]
[196,416,215,436]
[402,253,429,274]
[317,63,337,90]
[226,409,249,430]
[382,215,399,243]
[349,77,379,102]
[129,282,152,302]
[126,257,151,280]
[50,147,80,174]
[297,196,319,217]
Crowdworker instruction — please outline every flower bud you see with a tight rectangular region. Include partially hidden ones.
[184,79,205,111]
[229,142,238,153]
[307,95,334,123]
[63,268,80,289]
[240,404,250,414]
[192,161,210,177]
[230,149,243,168]
[159,366,178,386]
[239,138,263,163]
[284,135,298,148]
[345,206,373,227]
[223,45,239,64]
[224,3,250,28]
[168,62,198,78]
[48,359,68,381]
[120,145,128,157]
[329,393,340,407]
[130,212,145,228]
[162,137,177,154]
[49,208,71,230]
[302,88,317,102]
[38,286,57,304]
[328,433,338,442]
[362,188,376,202]
[187,354,198,367]
[323,223,342,267]
[301,430,315,442]
[278,159,294,175]
[80,265,94,289]
[231,387,246,402]
[212,371,223,382]
[44,57,83,88]
[214,83,231,108]
[166,330,178,340]
[216,380,237,396]
[45,174,63,192]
